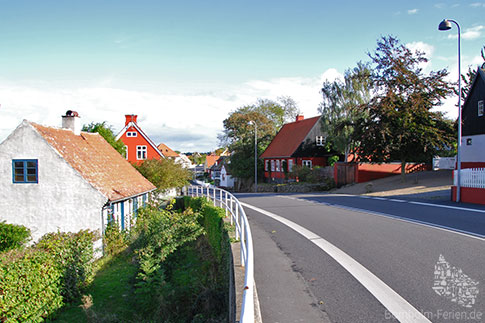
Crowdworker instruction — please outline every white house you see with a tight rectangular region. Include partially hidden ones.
[0,111,156,243]
[220,164,234,188]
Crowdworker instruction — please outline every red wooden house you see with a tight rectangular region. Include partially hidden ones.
[115,115,164,164]
[260,115,332,183]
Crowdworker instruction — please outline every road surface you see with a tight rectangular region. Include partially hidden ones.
[238,193,485,323]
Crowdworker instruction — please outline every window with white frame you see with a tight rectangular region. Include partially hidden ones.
[288,159,294,172]
[276,159,280,172]
[316,136,325,146]
[271,160,275,172]
[265,160,269,171]
[479,100,484,117]
[302,160,312,168]
[126,131,138,137]
[136,145,147,160]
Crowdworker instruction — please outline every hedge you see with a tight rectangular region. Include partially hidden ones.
[0,230,96,322]
[0,222,31,252]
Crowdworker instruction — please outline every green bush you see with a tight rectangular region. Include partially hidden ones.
[0,221,31,252]
[132,203,204,315]
[36,230,97,303]
[0,248,62,322]
[103,221,129,256]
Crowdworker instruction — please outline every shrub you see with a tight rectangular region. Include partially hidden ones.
[132,204,204,315]
[0,248,62,322]
[103,221,129,256]
[36,230,97,303]
[0,221,31,252]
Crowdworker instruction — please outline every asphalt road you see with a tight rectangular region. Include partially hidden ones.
[238,193,485,323]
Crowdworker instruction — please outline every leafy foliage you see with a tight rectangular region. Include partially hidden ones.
[103,221,130,256]
[0,221,31,252]
[82,121,126,157]
[319,62,373,160]
[0,230,96,322]
[353,36,456,179]
[131,202,204,316]
[134,158,192,192]
[36,230,97,303]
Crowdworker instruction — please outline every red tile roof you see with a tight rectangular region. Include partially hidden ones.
[31,122,156,202]
[205,155,220,168]
[260,116,321,158]
[157,143,180,158]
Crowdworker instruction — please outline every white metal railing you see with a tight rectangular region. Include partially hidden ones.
[454,168,485,188]
[183,185,254,323]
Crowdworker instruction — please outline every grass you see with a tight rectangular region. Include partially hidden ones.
[50,251,139,323]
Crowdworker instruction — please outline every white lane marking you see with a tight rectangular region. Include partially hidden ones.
[354,195,485,214]
[284,196,485,241]
[241,202,431,323]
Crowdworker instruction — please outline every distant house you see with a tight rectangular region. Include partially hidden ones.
[210,156,234,188]
[0,111,156,243]
[157,143,193,169]
[452,66,485,204]
[157,142,180,159]
[260,115,331,183]
[204,153,220,173]
[115,114,164,164]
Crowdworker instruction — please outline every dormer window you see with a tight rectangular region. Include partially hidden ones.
[478,100,484,117]
[316,136,325,146]
[127,131,137,137]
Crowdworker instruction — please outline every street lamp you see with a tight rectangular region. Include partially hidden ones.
[248,121,258,193]
[438,19,462,203]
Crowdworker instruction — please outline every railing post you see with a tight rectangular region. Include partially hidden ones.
[230,197,234,225]
[235,204,239,240]
[225,192,228,218]
[213,188,217,206]
[240,205,245,264]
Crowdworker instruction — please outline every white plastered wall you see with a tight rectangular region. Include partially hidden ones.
[0,121,107,242]
[461,134,485,165]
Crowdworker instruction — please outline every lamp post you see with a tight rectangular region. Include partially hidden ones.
[439,19,462,203]
[248,121,258,193]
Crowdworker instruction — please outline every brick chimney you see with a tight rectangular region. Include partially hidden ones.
[296,115,304,122]
[125,114,138,126]
[62,110,81,135]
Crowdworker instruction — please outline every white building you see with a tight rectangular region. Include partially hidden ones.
[0,111,156,243]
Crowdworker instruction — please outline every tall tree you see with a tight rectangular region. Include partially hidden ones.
[219,97,299,180]
[133,158,192,192]
[353,36,456,180]
[319,61,372,161]
[82,122,126,157]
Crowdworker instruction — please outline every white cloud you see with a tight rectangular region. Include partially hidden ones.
[0,70,339,152]
[470,2,485,7]
[407,8,419,14]
[447,25,484,40]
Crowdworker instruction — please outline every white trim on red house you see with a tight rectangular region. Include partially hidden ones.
[115,121,165,159]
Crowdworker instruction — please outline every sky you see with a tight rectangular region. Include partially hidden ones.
[0,1,484,152]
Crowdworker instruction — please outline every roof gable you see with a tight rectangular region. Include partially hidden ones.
[260,116,321,158]
[116,122,164,158]
[31,122,156,202]
[462,68,485,136]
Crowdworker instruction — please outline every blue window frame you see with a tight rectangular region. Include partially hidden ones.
[12,159,38,183]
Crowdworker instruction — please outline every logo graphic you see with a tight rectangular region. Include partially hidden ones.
[433,254,479,308]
